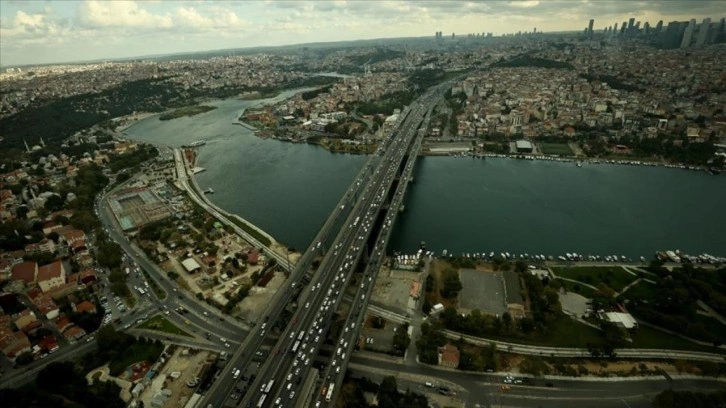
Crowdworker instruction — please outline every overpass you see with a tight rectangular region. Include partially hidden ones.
[235,84,448,408]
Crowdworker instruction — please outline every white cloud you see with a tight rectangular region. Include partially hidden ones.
[77,0,173,29]
[175,6,246,30]
[509,1,540,8]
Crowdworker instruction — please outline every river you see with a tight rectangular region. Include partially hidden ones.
[123,94,726,259]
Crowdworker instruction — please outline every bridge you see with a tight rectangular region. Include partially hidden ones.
[202,83,449,408]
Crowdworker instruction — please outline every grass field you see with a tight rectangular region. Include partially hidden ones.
[552,266,637,293]
[540,143,574,156]
[630,324,726,354]
[138,315,191,337]
[618,280,660,301]
[488,317,604,348]
[558,279,598,299]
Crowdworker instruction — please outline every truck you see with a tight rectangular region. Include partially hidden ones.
[431,303,444,314]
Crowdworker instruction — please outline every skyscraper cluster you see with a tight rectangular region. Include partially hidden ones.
[434,31,443,41]
[584,16,725,48]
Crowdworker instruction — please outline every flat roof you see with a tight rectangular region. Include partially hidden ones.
[515,140,533,149]
[181,257,201,272]
[605,312,637,329]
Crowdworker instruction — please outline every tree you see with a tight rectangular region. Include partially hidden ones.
[15,351,34,366]
[392,324,411,355]
[440,269,462,299]
[43,194,65,212]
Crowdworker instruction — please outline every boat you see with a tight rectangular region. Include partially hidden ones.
[189,140,206,147]
[204,188,214,194]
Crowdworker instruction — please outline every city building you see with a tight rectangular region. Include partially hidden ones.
[438,344,460,368]
[696,18,712,46]
[515,140,534,153]
[36,261,66,293]
[681,19,697,48]
[11,261,37,285]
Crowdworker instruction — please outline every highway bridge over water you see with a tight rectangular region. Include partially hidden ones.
[201,83,450,408]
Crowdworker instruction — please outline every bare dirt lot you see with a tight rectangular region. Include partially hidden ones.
[140,347,214,408]
[371,266,422,315]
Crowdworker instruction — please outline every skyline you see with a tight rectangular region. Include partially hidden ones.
[1,0,725,67]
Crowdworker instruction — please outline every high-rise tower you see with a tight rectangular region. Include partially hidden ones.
[681,18,697,47]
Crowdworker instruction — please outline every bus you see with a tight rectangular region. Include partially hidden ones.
[297,331,304,341]
[264,379,275,394]
[291,340,300,354]
[325,383,335,402]
[256,394,266,408]
[137,287,146,296]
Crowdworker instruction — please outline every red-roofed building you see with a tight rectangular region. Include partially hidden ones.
[247,250,259,265]
[438,344,460,368]
[74,300,97,314]
[63,325,86,342]
[0,331,31,361]
[69,239,87,255]
[42,221,63,236]
[59,229,86,247]
[54,315,73,333]
[33,295,60,320]
[11,261,37,285]
[37,261,66,293]
[37,335,59,353]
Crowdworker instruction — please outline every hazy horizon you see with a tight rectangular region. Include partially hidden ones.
[1,0,724,67]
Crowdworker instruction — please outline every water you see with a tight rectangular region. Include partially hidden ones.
[124,94,726,258]
[389,157,726,258]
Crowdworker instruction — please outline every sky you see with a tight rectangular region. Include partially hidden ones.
[0,0,723,67]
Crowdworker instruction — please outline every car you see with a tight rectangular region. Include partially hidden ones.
[287,373,293,381]
[287,383,292,390]
[289,391,295,399]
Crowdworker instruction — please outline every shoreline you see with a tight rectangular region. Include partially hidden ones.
[260,132,721,174]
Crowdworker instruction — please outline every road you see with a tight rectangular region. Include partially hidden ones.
[347,354,726,408]
[234,84,448,408]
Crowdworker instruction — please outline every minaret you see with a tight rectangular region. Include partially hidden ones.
[24,139,31,153]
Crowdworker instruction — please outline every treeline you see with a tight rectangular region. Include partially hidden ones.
[0,361,125,408]
[348,48,406,66]
[301,84,332,101]
[652,389,726,408]
[0,74,340,150]
[338,375,429,408]
[626,263,726,345]
[0,77,178,149]
[579,73,644,93]
[355,90,415,115]
[108,144,159,173]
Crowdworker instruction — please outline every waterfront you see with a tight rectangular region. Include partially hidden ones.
[124,95,726,259]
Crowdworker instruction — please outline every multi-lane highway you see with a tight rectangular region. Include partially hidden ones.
[235,84,448,408]
[199,111,421,408]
